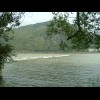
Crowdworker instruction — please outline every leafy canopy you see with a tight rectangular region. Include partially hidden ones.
[0,12,24,68]
[47,12,100,51]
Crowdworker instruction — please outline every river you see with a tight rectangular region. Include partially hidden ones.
[0,53,100,87]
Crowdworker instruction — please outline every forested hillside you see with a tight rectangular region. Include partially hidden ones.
[10,21,68,52]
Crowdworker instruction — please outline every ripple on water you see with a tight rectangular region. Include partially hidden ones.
[1,53,100,87]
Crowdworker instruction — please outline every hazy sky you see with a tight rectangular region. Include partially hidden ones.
[20,12,76,26]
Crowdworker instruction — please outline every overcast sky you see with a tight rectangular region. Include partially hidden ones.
[20,12,76,27]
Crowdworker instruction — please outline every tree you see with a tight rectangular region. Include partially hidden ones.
[71,30,93,51]
[0,12,24,71]
[47,12,74,50]
[93,34,100,51]
[47,12,100,51]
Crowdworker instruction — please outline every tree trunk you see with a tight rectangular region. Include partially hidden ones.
[67,12,81,40]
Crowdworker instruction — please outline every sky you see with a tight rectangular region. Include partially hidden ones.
[20,12,76,27]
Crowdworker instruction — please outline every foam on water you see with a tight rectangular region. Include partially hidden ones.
[13,55,70,61]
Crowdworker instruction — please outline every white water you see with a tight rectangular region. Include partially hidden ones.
[13,54,70,61]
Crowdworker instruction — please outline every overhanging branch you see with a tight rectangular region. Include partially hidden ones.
[67,12,82,40]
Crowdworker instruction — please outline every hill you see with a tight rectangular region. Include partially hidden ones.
[9,21,64,53]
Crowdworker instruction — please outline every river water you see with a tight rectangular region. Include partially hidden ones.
[0,53,100,87]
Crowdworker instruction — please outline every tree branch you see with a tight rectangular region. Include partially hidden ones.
[67,12,82,40]
[67,30,80,40]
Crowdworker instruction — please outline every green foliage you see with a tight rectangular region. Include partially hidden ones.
[71,31,93,51]
[0,43,13,67]
[47,13,73,37]
[0,12,24,68]
[47,12,100,51]
[47,13,75,50]
[93,34,100,51]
